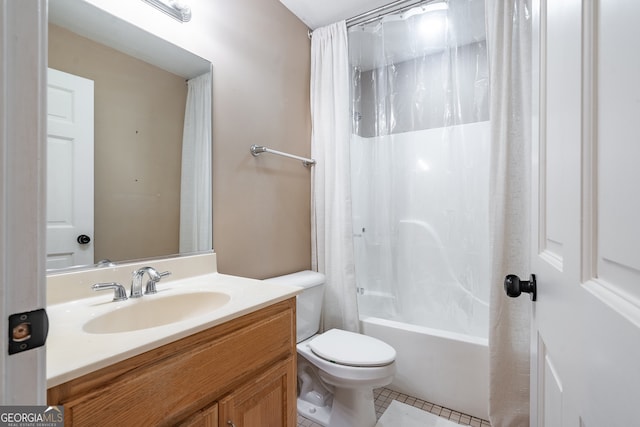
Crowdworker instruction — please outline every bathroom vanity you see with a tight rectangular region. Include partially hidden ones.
[46,253,299,426]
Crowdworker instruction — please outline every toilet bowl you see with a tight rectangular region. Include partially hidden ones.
[297,329,396,427]
[264,271,396,427]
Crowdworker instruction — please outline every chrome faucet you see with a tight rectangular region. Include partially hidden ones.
[92,282,128,301]
[130,266,172,298]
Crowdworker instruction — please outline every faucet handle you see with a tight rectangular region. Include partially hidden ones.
[144,270,172,295]
[92,282,128,302]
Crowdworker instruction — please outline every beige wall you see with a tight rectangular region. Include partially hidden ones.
[208,1,312,278]
[75,0,312,278]
[49,24,186,262]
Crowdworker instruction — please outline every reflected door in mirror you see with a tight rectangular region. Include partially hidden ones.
[46,68,94,269]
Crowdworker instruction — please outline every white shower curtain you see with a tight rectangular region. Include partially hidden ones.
[310,21,360,333]
[486,0,532,425]
[179,71,212,253]
[348,0,491,338]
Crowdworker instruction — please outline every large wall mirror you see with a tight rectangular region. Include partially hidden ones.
[47,0,212,272]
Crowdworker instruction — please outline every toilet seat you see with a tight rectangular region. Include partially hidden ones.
[309,329,396,367]
[297,339,396,385]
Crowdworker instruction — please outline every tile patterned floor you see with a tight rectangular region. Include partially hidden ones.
[297,387,492,427]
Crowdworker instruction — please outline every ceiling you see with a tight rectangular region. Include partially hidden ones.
[279,0,394,30]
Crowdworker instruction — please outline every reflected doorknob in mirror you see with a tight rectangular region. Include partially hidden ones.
[77,234,91,245]
[504,274,537,301]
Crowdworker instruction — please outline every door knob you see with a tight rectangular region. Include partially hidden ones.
[77,234,91,244]
[504,274,537,301]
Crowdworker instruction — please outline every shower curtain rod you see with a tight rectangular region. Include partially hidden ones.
[250,145,316,167]
[308,0,442,38]
[345,0,441,28]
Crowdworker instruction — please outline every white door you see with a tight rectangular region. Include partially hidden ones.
[530,1,640,426]
[46,68,94,269]
[0,0,48,404]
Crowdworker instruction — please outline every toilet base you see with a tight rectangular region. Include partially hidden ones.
[297,387,377,427]
[297,388,377,427]
[329,387,377,427]
[297,398,331,426]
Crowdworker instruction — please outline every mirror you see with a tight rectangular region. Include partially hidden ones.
[47,0,212,272]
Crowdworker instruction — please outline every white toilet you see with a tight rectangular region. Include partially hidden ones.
[265,271,396,427]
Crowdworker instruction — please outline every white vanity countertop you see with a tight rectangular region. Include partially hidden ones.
[46,271,300,388]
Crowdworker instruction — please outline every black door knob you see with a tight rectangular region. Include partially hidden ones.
[77,234,91,245]
[504,274,537,301]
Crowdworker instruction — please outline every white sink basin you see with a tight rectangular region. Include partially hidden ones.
[83,291,231,334]
[47,270,302,388]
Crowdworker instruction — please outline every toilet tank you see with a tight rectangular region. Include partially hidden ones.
[264,270,325,343]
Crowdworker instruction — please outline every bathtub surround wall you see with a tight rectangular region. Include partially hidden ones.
[351,121,490,338]
[79,0,312,278]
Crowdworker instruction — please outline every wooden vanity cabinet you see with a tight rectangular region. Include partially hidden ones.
[218,358,295,427]
[47,298,297,427]
[182,358,295,427]
[179,403,218,427]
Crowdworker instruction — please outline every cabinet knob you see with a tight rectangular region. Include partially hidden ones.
[227,421,236,427]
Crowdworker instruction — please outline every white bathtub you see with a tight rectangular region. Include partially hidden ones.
[361,316,489,420]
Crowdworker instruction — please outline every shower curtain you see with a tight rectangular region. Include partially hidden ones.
[312,0,531,423]
[310,21,360,333]
[349,0,491,337]
[486,0,532,425]
[180,71,212,253]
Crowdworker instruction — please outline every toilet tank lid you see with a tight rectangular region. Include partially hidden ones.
[263,270,325,289]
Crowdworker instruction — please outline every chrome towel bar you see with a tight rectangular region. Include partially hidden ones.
[250,145,316,167]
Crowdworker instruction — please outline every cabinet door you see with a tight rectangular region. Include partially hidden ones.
[220,358,296,427]
[179,403,218,427]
